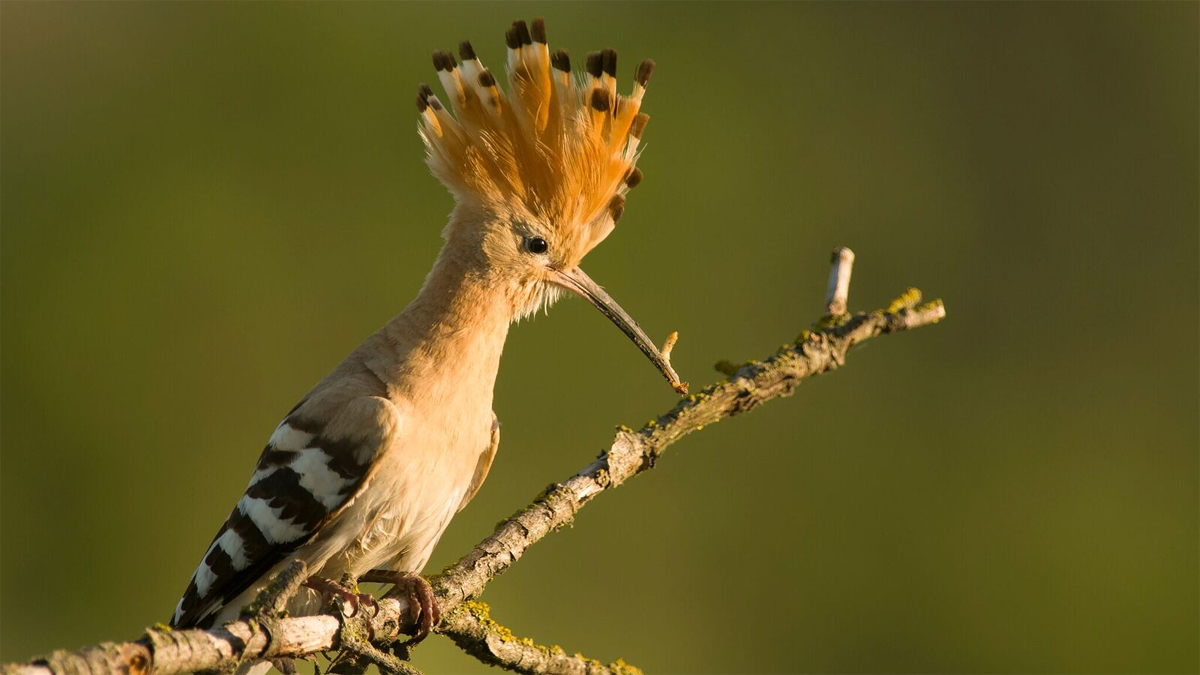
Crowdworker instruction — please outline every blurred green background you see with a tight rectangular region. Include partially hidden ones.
[2,2,1197,673]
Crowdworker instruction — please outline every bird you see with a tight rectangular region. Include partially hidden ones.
[168,16,686,650]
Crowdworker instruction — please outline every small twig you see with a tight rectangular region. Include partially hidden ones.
[825,246,855,316]
[660,330,678,363]
[658,330,688,395]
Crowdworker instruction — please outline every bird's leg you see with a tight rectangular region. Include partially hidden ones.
[303,575,377,619]
[359,570,440,644]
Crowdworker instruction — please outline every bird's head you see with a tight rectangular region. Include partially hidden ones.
[418,19,685,393]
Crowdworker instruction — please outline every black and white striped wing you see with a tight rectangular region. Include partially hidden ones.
[171,396,399,628]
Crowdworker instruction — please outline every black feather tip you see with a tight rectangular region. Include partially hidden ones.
[635,59,656,87]
[551,49,571,73]
[416,83,434,112]
[432,50,456,72]
[590,88,611,113]
[531,18,547,44]
[601,48,618,77]
[585,51,603,78]
[459,41,477,61]
[629,113,650,139]
[511,20,531,46]
[609,194,626,223]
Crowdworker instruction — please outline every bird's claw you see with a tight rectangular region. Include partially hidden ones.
[360,570,439,645]
[359,594,380,619]
[303,576,378,620]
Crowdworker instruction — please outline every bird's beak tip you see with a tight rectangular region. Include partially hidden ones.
[551,266,686,394]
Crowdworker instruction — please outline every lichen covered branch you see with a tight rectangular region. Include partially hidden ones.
[440,602,642,675]
[3,249,944,675]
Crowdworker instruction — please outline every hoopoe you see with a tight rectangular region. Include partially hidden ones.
[169,17,685,647]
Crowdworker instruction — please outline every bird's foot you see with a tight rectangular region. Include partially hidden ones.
[303,575,378,619]
[359,570,439,645]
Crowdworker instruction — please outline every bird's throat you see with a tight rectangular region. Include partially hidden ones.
[379,242,514,405]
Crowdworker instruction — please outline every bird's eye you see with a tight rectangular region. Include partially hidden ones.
[525,236,549,254]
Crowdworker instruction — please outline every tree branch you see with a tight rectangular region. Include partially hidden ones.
[3,248,944,675]
[439,601,643,675]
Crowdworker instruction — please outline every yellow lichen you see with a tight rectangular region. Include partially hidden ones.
[887,287,922,313]
[609,658,646,675]
[576,653,605,671]
[456,600,573,658]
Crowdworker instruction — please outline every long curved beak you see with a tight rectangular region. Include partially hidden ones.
[551,266,688,394]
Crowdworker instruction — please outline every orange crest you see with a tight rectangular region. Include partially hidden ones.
[417,19,653,261]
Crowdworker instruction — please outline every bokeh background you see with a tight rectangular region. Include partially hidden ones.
[2,2,1197,673]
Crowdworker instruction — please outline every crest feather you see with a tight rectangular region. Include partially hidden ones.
[418,18,653,252]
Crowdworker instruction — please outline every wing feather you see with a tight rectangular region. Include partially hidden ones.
[171,395,399,628]
[458,413,500,513]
